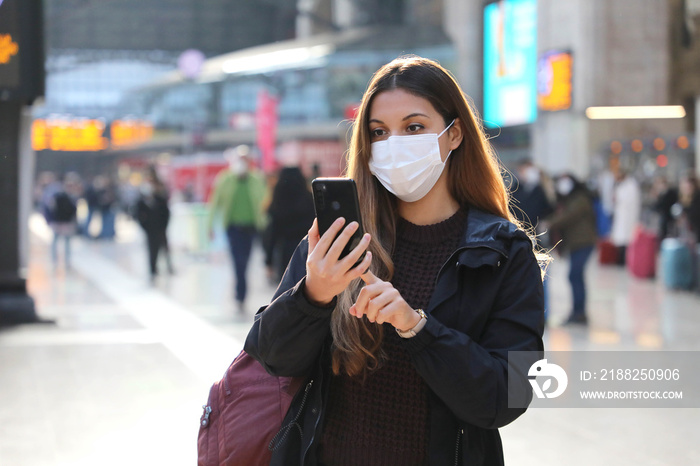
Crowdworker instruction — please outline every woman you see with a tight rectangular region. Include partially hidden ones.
[610,170,641,265]
[135,167,173,282]
[245,56,545,465]
[544,174,598,325]
[265,165,316,282]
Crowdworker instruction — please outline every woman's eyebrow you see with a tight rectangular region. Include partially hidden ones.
[369,113,430,124]
[403,113,430,121]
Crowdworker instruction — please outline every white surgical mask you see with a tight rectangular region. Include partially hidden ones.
[369,120,454,202]
[231,158,248,176]
[556,177,574,196]
[522,166,540,186]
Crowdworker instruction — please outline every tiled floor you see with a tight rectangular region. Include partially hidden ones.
[1,213,698,465]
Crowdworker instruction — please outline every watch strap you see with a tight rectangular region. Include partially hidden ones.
[396,309,427,338]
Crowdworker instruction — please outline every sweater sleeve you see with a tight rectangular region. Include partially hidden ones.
[401,237,544,429]
[244,238,336,377]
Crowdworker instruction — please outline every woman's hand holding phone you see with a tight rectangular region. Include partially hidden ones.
[304,217,372,306]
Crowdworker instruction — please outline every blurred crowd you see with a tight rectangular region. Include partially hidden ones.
[32,146,316,308]
[34,166,174,279]
[510,159,700,325]
[33,149,700,323]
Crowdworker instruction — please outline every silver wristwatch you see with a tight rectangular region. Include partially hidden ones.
[396,309,428,338]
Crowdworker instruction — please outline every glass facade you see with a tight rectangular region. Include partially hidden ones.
[116,26,456,145]
[38,0,298,120]
[43,52,177,117]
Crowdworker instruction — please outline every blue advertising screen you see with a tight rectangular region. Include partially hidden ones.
[483,0,537,128]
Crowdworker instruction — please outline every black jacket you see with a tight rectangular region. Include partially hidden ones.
[245,208,545,466]
[135,193,170,234]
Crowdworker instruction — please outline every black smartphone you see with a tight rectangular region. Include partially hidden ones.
[311,177,366,262]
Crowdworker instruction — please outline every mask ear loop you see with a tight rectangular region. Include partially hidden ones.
[438,119,456,138]
[443,150,453,165]
[439,120,456,164]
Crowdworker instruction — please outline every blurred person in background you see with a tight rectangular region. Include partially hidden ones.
[81,177,99,238]
[544,173,597,325]
[610,170,641,265]
[650,175,679,241]
[135,166,173,284]
[95,175,118,240]
[264,164,315,284]
[244,56,544,465]
[37,171,62,218]
[678,172,700,244]
[596,167,616,237]
[511,158,553,232]
[119,173,143,218]
[45,172,81,271]
[511,159,554,319]
[208,145,268,312]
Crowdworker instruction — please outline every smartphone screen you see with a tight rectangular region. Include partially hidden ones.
[311,178,366,263]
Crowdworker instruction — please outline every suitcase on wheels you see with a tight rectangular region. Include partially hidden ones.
[598,238,618,265]
[626,227,657,278]
[660,238,694,290]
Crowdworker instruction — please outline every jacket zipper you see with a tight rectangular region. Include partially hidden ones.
[269,380,314,452]
[453,428,463,466]
[302,379,323,464]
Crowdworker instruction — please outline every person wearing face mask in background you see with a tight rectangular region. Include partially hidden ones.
[511,159,554,232]
[135,166,174,284]
[543,173,597,325]
[208,145,268,313]
[510,159,554,319]
[610,170,642,265]
[244,56,545,466]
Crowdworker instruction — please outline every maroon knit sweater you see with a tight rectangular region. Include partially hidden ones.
[318,208,467,466]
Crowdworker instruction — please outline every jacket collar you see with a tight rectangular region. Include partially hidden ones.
[456,207,526,267]
[426,207,526,312]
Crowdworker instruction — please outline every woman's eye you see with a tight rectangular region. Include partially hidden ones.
[406,124,424,133]
[370,128,386,138]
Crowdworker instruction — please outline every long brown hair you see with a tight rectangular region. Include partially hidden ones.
[331,55,522,377]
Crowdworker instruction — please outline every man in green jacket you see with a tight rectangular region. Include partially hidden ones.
[208,146,268,312]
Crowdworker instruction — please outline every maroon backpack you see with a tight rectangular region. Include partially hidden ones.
[197,350,305,466]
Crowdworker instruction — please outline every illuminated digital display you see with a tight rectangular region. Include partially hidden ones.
[483,0,538,128]
[537,50,573,112]
[0,0,20,88]
[31,118,154,152]
[0,34,18,64]
[110,120,154,148]
[32,119,108,152]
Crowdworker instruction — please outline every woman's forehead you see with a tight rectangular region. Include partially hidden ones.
[368,89,438,121]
